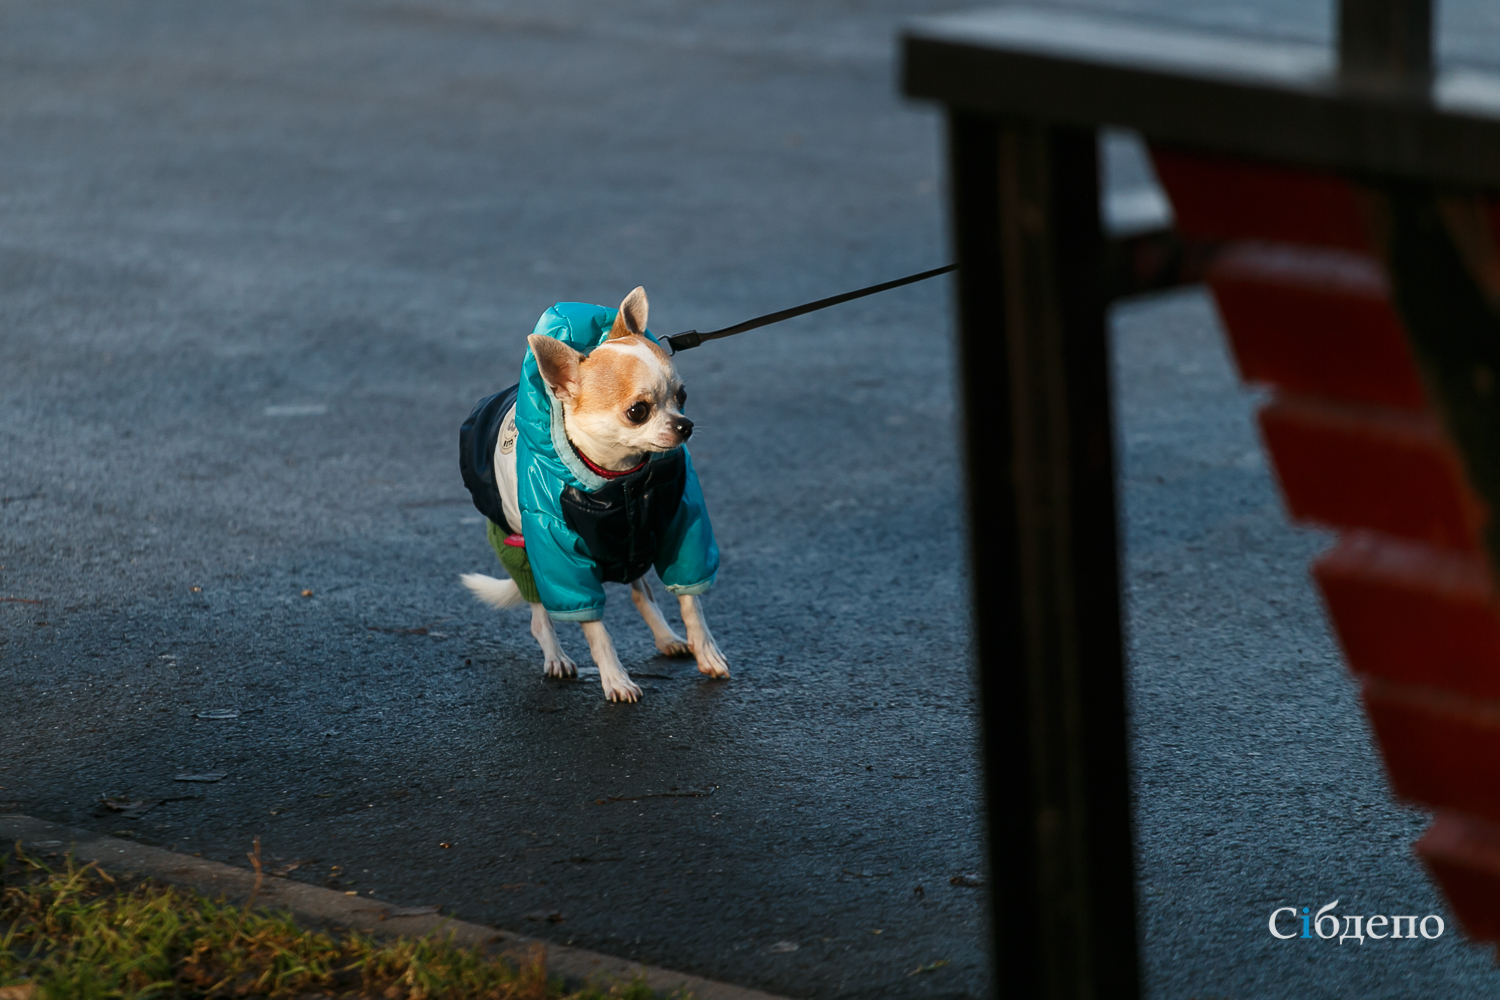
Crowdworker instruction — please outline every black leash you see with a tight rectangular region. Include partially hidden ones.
[663,263,957,355]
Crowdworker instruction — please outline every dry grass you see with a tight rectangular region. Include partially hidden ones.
[0,846,678,1000]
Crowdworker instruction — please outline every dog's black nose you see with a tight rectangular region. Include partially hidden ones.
[673,415,694,440]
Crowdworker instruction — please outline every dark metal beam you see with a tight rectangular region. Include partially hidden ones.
[1380,187,1500,569]
[1339,0,1432,90]
[903,7,1500,187]
[949,111,1139,1000]
[1104,230,1217,301]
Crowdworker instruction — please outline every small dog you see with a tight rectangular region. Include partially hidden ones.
[459,287,729,702]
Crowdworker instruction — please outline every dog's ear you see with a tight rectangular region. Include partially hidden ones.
[607,286,649,340]
[529,334,584,401]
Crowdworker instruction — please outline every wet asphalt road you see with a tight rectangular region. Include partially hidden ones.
[0,3,977,998]
[5,2,1500,999]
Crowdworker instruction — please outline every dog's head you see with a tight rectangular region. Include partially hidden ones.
[528,287,692,468]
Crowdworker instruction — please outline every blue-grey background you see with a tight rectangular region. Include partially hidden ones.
[1,1,1498,998]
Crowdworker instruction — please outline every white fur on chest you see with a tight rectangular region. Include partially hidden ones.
[494,403,522,532]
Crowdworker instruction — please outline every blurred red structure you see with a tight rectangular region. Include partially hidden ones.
[1152,147,1500,948]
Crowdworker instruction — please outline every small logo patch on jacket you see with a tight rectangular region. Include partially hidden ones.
[499,409,518,455]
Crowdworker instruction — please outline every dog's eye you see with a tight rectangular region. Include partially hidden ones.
[625,401,651,424]
[675,386,687,408]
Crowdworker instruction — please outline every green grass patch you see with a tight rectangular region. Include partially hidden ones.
[1,845,680,1000]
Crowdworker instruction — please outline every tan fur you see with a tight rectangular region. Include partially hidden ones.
[608,285,649,339]
[528,336,582,400]
[571,344,658,418]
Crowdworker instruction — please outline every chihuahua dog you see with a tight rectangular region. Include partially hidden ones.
[460,288,729,702]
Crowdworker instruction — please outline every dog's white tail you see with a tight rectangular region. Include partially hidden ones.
[460,573,526,610]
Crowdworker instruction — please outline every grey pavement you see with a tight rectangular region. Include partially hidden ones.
[2,2,1500,1000]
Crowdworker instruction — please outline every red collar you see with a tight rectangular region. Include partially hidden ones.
[572,443,646,480]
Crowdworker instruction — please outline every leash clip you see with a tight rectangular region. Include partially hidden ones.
[664,330,702,355]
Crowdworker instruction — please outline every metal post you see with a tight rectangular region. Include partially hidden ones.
[949,111,1139,1000]
[1338,0,1432,90]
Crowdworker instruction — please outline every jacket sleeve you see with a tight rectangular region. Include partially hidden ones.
[654,449,720,596]
[522,508,607,621]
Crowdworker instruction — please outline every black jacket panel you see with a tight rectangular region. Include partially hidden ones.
[458,384,520,535]
[560,449,687,584]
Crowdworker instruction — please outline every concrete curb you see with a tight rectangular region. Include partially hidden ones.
[0,815,793,1000]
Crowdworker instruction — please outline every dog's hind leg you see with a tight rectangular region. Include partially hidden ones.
[580,620,642,703]
[678,594,730,679]
[531,603,577,678]
[630,577,692,657]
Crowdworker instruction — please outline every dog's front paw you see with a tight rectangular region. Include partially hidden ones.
[601,672,643,703]
[656,636,693,658]
[544,652,577,679]
[693,642,731,679]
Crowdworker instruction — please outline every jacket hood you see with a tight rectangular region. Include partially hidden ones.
[517,301,674,493]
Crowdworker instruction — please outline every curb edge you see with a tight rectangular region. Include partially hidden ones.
[0,815,795,1000]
